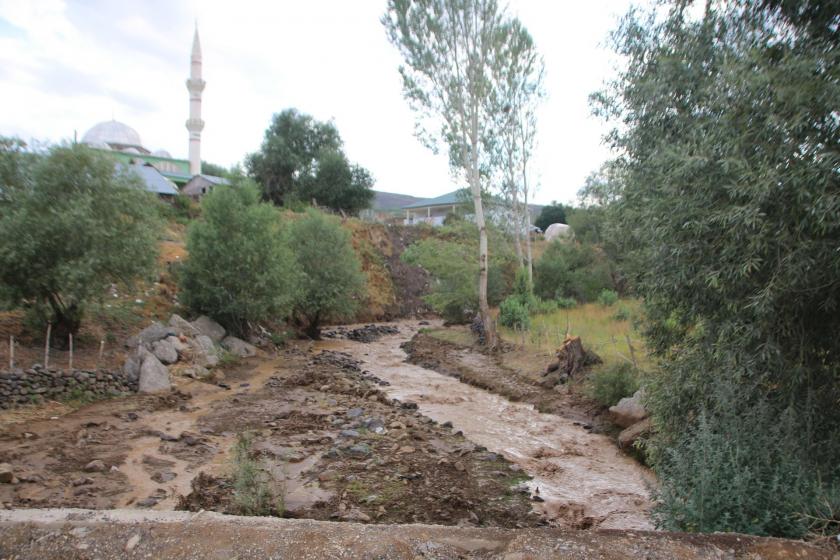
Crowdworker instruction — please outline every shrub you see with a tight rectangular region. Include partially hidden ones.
[288,208,366,338]
[597,289,619,307]
[499,297,530,330]
[232,432,283,516]
[586,362,638,407]
[0,142,160,340]
[180,181,299,336]
[533,241,613,303]
[612,306,631,321]
[556,297,577,309]
[530,298,558,315]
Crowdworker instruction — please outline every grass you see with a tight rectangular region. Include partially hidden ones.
[424,326,474,346]
[231,431,284,516]
[500,298,651,372]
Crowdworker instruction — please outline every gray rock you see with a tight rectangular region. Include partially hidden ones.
[138,354,171,393]
[609,389,648,428]
[165,335,189,355]
[151,339,178,365]
[122,355,141,382]
[0,463,14,483]
[190,315,226,343]
[84,460,107,473]
[618,417,653,449]
[347,407,364,418]
[340,429,360,438]
[346,443,372,458]
[168,314,199,336]
[182,365,210,379]
[190,335,219,368]
[221,336,257,358]
[126,322,176,348]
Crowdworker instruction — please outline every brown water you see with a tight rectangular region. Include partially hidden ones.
[319,321,655,530]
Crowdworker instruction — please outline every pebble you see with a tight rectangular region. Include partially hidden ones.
[83,460,107,473]
[125,533,141,552]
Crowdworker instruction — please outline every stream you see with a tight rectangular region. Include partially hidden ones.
[319,321,655,530]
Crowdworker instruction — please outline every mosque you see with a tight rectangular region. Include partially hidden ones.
[79,26,223,197]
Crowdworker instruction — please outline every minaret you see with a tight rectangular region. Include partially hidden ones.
[185,25,205,176]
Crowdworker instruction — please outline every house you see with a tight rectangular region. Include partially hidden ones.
[402,190,469,226]
[360,190,429,222]
[117,162,179,196]
[182,174,230,199]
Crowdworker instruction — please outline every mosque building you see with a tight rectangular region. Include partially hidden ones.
[79,26,224,197]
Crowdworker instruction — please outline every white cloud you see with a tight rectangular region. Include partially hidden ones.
[0,0,634,204]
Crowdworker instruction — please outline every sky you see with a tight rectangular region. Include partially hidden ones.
[0,0,633,205]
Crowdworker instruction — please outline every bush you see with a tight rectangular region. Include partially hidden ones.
[612,306,631,321]
[499,297,530,330]
[556,297,577,309]
[0,142,160,340]
[533,241,613,303]
[652,389,827,538]
[586,363,638,407]
[288,208,366,337]
[232,432,283,516]
[597,289,619,307]
[180,181,299,336]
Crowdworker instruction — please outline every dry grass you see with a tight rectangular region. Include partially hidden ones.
[500,299,652,372]
[423,325,474,346]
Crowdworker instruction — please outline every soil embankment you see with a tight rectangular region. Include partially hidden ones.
[1,508,832,560]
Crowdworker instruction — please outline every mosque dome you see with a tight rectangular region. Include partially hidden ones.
[122,147,141,154]
[82,120,143,150]
[152,149,172,158]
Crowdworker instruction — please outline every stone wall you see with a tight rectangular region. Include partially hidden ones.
[0,366,137,409]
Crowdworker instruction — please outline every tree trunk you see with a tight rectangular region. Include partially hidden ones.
[47,296,82,349]
[521,139,534,286]
[468,112,497,349]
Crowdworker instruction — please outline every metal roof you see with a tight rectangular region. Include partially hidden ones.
[198,174,230,185]
[118,162,179,196]
[402,189,468,209]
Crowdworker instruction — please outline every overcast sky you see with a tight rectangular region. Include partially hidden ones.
[0,0,633,205]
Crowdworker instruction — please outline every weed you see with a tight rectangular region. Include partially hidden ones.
[585,362,639,407]
[217,349,240,368]
[231,432,283,516]
[597,289,619,307]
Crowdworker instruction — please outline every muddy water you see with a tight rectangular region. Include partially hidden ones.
[320,321,655,530]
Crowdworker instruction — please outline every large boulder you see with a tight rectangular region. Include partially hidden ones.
[165,335,189,356]
[151,339,178,365]
[617,417,653,449]
[126,322,176,349]
[138,354,171,393]
[609,389,649,428]
[190,316,226,343]
[221,336,257,358]
[544,223,573,242]
[191,335,220,368]
[169,314,200,337]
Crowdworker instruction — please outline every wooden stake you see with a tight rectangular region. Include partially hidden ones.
[8,335,13,370]
[44,323,51,370]
[625,334,638,370]
[68,334,74,371]
[97,340,105,371]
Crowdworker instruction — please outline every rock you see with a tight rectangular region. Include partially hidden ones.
[72,477,94,486]
[182,366,210,380]
[609,389,648,428]
[339,430,360,439]
[397,446,415,454]
[190,335,220,368]
[190,315,226,343]
[364,418,385,434]
[454,461,466,472]
[221,336,257,358]
[135,497,158,508]
[168,314,199,336]
[618,417,653,449]
[151,471,176,483]
[346,407,364,418]
[389,421,406,430]
[122,354,141,382]
[0,463,14,483]
[138,355,171,393]
[151,339,178,365]
[126,322,176,349]
[342,508,371,522]
[84,460,107,473]
[125,534,141,552]
[165,335,189,355]
[346,443,372,458]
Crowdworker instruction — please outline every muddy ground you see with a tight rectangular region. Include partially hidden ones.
[0,333,540,529]
[404,331,606,428]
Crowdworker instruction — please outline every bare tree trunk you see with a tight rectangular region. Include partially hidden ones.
[469,112,496,349]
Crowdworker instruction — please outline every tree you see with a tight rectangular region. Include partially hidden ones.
[0,143,160,340]
[180,181,299,336]
[595,0,840,537]
[534,202,567,231]
[288,209,365,338]
[201,161,228,177]
[383,0,514,347]
[246,108,374,213]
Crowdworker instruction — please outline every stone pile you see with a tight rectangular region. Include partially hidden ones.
[322,324,400,343]
[124,314,258,393]
[0,366,136,409]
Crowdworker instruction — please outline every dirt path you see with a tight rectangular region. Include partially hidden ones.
[322,321,655,530]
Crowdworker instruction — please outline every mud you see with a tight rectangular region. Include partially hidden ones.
[326,323,655,530]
